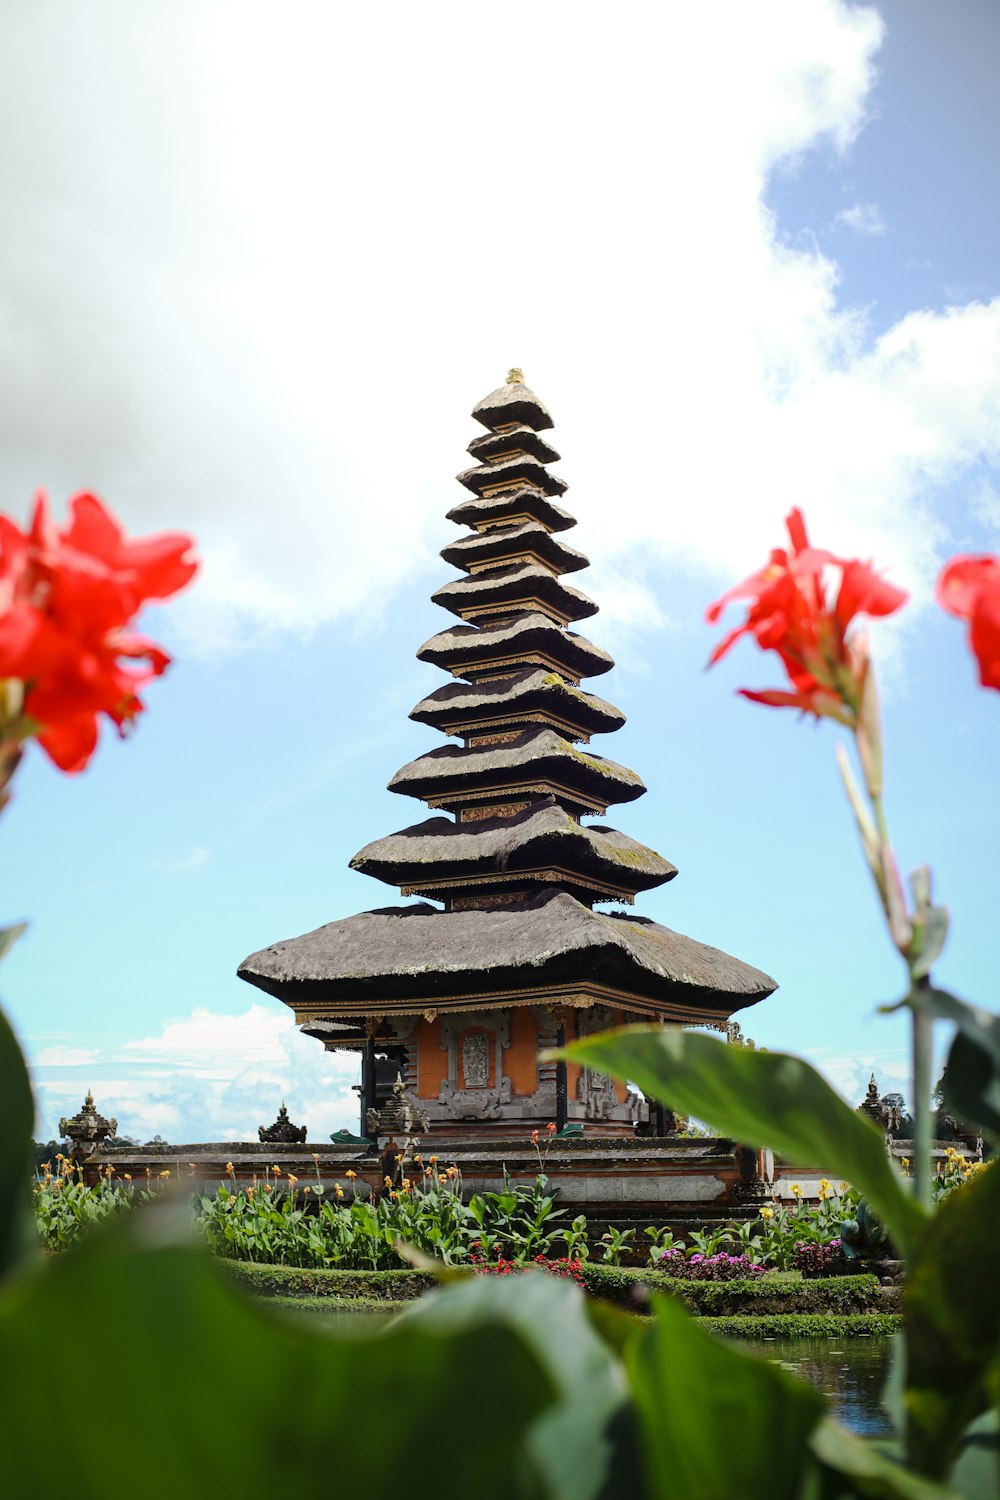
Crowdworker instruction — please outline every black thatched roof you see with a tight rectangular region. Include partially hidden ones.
[440,522,588,576]
[431,563,598,625]
[388,726,645,808]
[472,381,554,433]
[467,427,560,465]
[238,888,776,1014]
[456,455,568,499]
[409,667,625,738]
[416,612,615,682]
[446,488,575,533]
[350,800,676,897]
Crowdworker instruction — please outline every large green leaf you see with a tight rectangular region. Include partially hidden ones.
[396,1271,627,1500]
[809,1419,955,1499]
[913,987,1000,1141]
[0,1006,37,1278]
[903,1160,1000,1479]
[0,1207,575,1500]
[561,1026,926,1257]
[626,1294,824,1500]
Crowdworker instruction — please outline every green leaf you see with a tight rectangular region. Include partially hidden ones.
[561,1026,926,1258]
[401,1272,626,1500]
[0,923,26,965]
[0,1007,36,1279]
[0,1210,568,1499]
[913,987,1000,1140]
[909,907,949,981]
[903,1159,1000,1478]
[626,1294,824,1500]
[809,1418,955,1499]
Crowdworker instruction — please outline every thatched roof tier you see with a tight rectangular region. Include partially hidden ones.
[472,380,554,433]
[238,889,776,1015]
[446,488,575,534]
[409,667,624,739]
[388,727,645,811]
[455,455,568,499]
[417,612,614,683]
[431,563,597,626]
[467,426,560,465]
[440,522,588,577]
[350,800,676,901]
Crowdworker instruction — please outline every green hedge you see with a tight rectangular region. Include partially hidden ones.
[224,1262,436,1302]
[578,1265,890,1316]
[697,1312,903,1339]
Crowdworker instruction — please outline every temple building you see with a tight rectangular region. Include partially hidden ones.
[238,373,776,1140]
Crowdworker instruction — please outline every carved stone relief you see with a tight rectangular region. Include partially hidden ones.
[462,1033,490,1088]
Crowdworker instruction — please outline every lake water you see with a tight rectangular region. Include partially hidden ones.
[744,1336,895,1436]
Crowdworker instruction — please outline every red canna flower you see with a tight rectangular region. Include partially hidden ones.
[935,554,1000,691]
[0,491,197,772]
[706,507,907,724]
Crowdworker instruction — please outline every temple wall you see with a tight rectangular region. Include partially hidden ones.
[506,1009,538,1095]
[415,1017,448,1099]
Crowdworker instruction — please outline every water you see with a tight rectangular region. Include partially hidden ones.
[743,1336,894,1436]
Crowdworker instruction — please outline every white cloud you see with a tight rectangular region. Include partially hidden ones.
[834,200,887,235]
[29,1004,360,1143]
[0,1,994,668]
[33,1045,99,1068]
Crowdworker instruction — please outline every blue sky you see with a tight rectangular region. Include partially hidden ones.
[1,1,998,1143]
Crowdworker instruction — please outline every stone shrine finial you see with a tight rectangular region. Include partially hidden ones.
[258,1102,307,1144]
[506,367,524,384]
[59,1090,117,1162]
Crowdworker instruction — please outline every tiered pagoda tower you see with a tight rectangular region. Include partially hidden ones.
[239,374,776,1139]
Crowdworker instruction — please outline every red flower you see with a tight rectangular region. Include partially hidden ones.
[706,508,907,722]
[0,492,197,771]
[935,554,1000,691]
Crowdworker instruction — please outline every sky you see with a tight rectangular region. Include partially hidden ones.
[1,0,998,1144]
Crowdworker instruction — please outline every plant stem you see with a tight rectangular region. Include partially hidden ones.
[869,791,891,849]
[910,986,934,1213]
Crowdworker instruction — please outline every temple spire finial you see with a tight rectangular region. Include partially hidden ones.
[506,367,524,385]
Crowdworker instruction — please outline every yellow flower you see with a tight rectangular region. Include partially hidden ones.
[383,1175,393,1189]
[303,1185,312,1195]
[414,1154,423,1165]
[287,1174,298,1186]
[429,1155,438,1165]
[446,1165,458,1179]
[271,1165,281,1177]
[159,1170,170,1179]
[312,1153,320,1163]
[760,1206,774,1220]
[346,1169,357,1180]
[124,1173,132,1182]
[438,1173,448,1185]
[791,1184,802,1198]
[394,1153,403,1164]
[334,1185,344,1200]
[838,1182,849,1195]
[225,1161,234,1174]
[390,1191,399,1202]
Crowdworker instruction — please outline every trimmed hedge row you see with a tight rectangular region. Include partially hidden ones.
[698,1312,903,1340]
[226,1260,898,1320]
[225,1262,436,1301]
[578,1265,892,1315]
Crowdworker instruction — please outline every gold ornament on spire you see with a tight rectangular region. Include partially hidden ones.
[506,367,524,385]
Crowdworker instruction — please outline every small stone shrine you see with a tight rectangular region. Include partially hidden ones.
[239,373,777,1141]
[258,1103,307,1145]
[60,1090,117,1163]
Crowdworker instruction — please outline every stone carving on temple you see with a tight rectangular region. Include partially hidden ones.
[239,374,777,1140]
[366,1073,430,1144]
[59,1091,118,1163]
[258,1103,307,1144]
